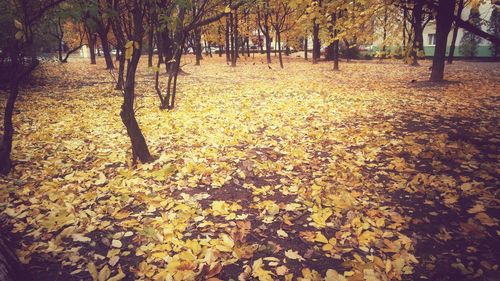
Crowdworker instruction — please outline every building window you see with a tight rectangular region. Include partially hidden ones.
[428,34,436,46]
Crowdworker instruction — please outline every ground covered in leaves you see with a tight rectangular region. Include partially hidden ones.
[0,55,499,281]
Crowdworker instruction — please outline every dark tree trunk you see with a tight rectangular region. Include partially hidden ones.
[119,8,152,163]
[57,39,63,62]
[0,58,38,175]
[234,8,239,60]
[326,42,334,61]
[0,85,17,175]
[312,20,320,64]
[258,27,263,53]
[156,30,164,64]
[333,39,339,71]
[89,35,97,64]
[448,0,464,64]
[195,28,202,66]
[225,15,231,63]
[265,32,272,63]
[85,25,97,64]
[230,9,236,66]
[97,29,114,69]
[411,1,424,66]
[219,45,223,57]
[246,37,250,57]
[61,45,83,63]
[344,39,351,62]
[277,31,283,68]
[147,22,154,67]
[0,235,32,281]
[430,0,456,82]
[115,52,125,90]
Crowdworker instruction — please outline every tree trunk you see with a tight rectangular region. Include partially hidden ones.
[230,9,236,66]
[89,40,97,64]
[411,1,424,66]
[147,24,154,67]
[0,85,17,175]
[234,8,239,59]
[120,38,151,163]
[98,30,114,69]
[258,27,263,53]
[61,45,83,63]
[86,27,97,64]
[312,20,320,64]
[115,52,125,90]
[225,15,231,63]
[246,37,250,57]
[195,28,202,66]
[57,38,63,62]
[430,0,456,82]
[333,39,339,71]
[447,0,464,64]
[326,43,334,61]
[156,30,164,64]
[0,59,38,175]
[344,39,351,62]
[277,31,283,68]
[0,235,32,281]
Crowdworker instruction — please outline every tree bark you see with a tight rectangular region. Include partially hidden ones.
[195,28,202,66]
[448,0,464,64]
[0,235,32,281]
[97,26,114,69]
[312,20,320,64]
[410,1,424,66]
[430,0,456,82]
[277,30,283,68]
[61,45,83,63]
[0,58,38,175]
[234,8,239,59]
[147,22,154,67]
[88,32,97,64]
[333,39,339,71]
[225,15,231,63]
[257,27,263,53]
[119,8,152,163]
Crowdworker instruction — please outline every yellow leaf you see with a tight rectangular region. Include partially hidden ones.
[284,249,304,261]
[216,233,234,252]
[224,5,231,13]
[467,203,485,214]
[276,265,288,276]
[277,229,288,238]
[325,269,347,281]
[315,232,329,243]
[14,19,22,29]
[98,265,111,281]
[252,258,274,281]
[322,243,334,251]
[87,262,98,281]
[125,41,134,49]
[15,31,24,40]
[108,266,126,281]
[375,218,385,228]
[111,239,122,248]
